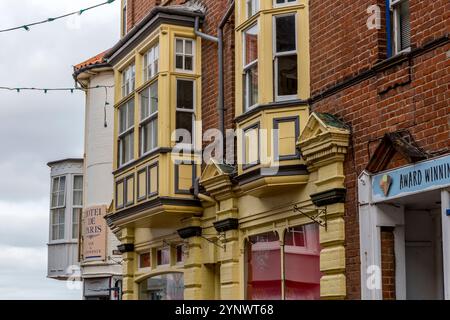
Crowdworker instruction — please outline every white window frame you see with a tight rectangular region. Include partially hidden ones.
[391,0,411,55]
[246,0,259,19]
[175,78,196,149]
[121,63,135,98]
[138,252,151,270]
[72,175,83,207]
[273,13,298,101]
[72,175,83,240]
[175,38,195,73]
[50,176,66,241]
[273,0,298,7]
[175,244,185,265]
[156,247,170,267]
[118,100,135,167]
[51,208,65,241]
[51,176,66,209]
[72,208,81,240]
[243,23,259,112]
[143,42,159,82]
[140,81,159,156]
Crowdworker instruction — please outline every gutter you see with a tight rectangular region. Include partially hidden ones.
[105,6,205,61]
[194,1,235,159]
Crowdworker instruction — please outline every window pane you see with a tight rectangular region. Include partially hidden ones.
[246,232,282,300]
[399,1,411,50]
[51,193,58,208]
[140,84,157,121]
[176,39,183,53]
[120,105,127,133]
[139,273,184,300]
[284,224,321,300]
[244,25,258,65]
[126,132,134,163]
[244,65,258,109]
[52,225,58,241]
[151,120,158,149]
[176,245,184,263]
[139,253,151,268]
[121,131,134,165]
[176,55,184,69]
[176,112,193,143]
[59,222,65,240]
[127,100,135,128]
[52,178,59,193]
[177,80,194,109]
[141,88,150,120]
[185,56,193,71]
[73,191,83,206]
[142,120,157,153]
[185,40,193,54]
[59,176,66,192]
[157,248,170,265]
[57,177,66,207]
[276,15,296,53]
[277,54,298,96]
[150,82,158,114]
[73,176,83,190]
[72,208,81,239]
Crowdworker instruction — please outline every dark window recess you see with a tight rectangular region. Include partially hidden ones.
[276,15,296,52]
[177,80,194,109]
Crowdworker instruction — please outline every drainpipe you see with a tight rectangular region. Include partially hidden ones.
[194,0,235,161]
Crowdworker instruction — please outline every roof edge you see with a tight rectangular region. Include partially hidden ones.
[104,6,205,62]
[47,158,84,167]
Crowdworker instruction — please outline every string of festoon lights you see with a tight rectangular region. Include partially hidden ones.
[0,85,114,93]
[0,85,114,128]
[0,0,116,33]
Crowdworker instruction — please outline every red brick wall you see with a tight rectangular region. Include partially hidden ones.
[310,0,450,299]
[380,227,396,300]
[126,0,161,32]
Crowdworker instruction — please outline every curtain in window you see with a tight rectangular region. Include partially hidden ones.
[284,224,321,300]
[73,176,83,206]
[139,273,184,300]
[246,232,282,300]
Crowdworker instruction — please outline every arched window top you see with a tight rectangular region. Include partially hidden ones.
[138,272,184,301]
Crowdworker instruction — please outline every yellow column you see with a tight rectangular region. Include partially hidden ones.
[297,112,351,300]
[184,236,204,299]
[120,227,135,300]
[219,229,241,299]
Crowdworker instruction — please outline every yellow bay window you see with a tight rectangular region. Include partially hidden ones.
[107,8,203,232]
[235,0,310,187]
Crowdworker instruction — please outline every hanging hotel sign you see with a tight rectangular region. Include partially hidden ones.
[82,205,107,262]
[372,155,450,203]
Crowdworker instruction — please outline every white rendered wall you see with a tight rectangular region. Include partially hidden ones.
[82,70,122,279]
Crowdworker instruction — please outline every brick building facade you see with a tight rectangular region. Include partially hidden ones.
[107,0,449,300]
[309,0,449,299]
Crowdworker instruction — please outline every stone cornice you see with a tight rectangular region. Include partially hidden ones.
[298,131,350,171]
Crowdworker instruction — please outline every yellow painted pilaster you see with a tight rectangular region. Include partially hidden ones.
[119,227,135,300]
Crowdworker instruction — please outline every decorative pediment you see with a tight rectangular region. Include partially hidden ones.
[199,160,235,201]
[200,159,235,182]
[297,113,350,170]
[366,130,428,173]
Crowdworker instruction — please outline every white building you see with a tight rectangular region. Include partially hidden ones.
[47,158,83,280]
[359,154,450,300]
[74,52,123,300]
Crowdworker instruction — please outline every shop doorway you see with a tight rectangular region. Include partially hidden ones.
[403,192,444,300]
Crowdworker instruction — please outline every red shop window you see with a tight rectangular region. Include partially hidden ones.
[246,231,282,300]
[284,224,321,300]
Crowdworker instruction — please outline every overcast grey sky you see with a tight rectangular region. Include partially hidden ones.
[0,0,119,299]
